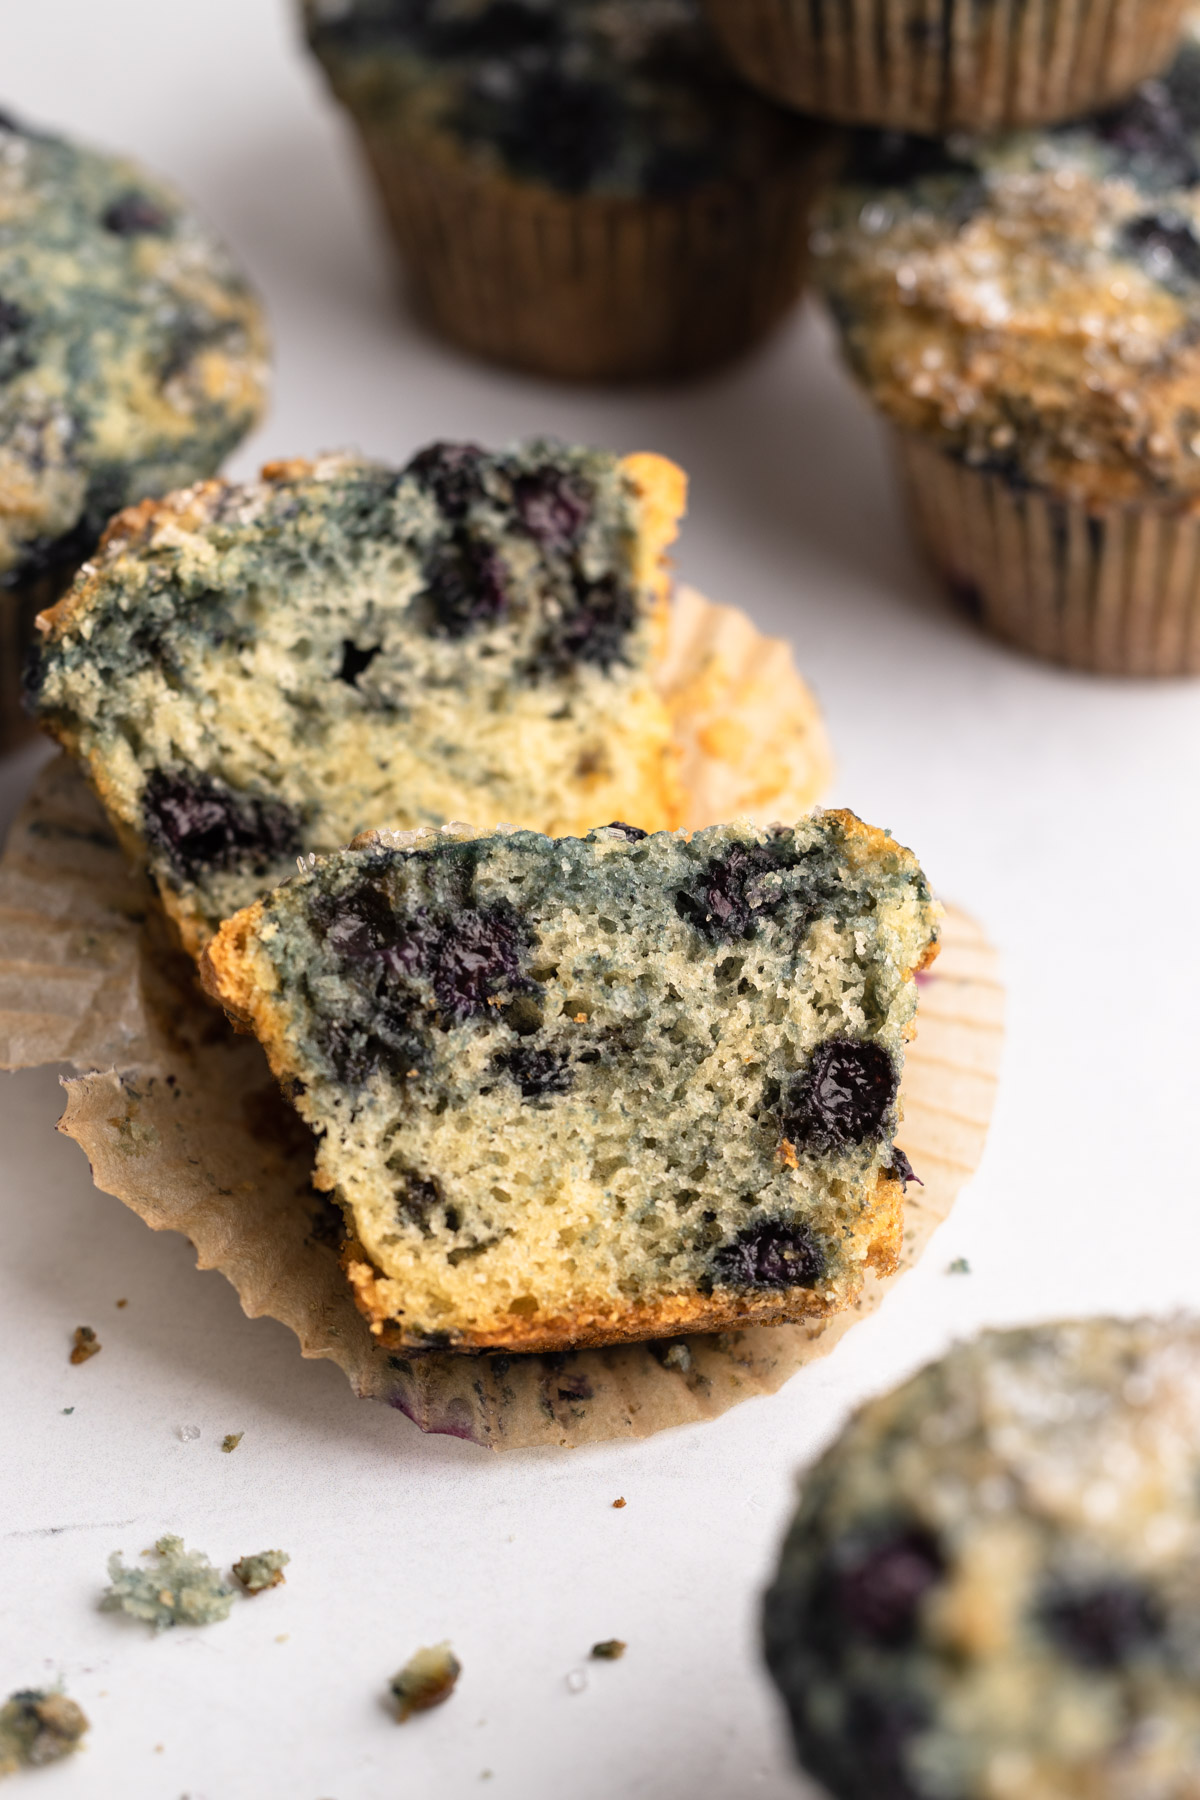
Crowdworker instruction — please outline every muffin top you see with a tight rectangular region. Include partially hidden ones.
[0,111,268,594]
[765,1316,1200,1800]
[815,22,1200,507]
[304,0,813,198]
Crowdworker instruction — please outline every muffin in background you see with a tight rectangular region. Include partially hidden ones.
[704,0,1187,133]
[765,1317,1200,1799]
[815,30,1200,675]
[303,0,836,381]
[0,109,269,748]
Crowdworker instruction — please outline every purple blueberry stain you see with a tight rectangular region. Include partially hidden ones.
[514,467,592,550]
[424,533,509,638]
[1042,1580,1165,1668]
[142,769,301,883]
[831,1530,946,1647]
[405,441,488,518]
[675,842,787,942]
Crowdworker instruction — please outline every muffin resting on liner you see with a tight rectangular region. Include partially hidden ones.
[765,1317,1200,1799]
[0,109,268,746]
[303,0,836,380]
[704,0,1187,133]
[815,32,1200,675]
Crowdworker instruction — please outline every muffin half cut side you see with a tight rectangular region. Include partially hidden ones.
[31,441,687,957]
[203,813,940,1354]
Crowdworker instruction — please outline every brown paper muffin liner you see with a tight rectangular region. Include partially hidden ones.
[705,0,1186,131]
[896,432,1200,677]
[0,595,1001,1449]
[344,116,834,381]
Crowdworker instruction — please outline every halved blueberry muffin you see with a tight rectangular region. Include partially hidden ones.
[202,813,940,1353]
[31,441,686,957]
[765,1317,1200,1800]
[303,0,834,379]
[0,108,268,743]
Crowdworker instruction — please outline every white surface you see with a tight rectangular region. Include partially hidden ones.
[2,4,1200,1797]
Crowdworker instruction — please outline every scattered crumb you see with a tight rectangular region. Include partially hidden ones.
[61,1407,74,1416]
[176,1424,201,1443]
[590,1639,626,1661]
[233,1550,289,1594]
[612,1497,626,1509]
[565,1668,588,1694]
[658,1342,691,1374]
[221,1433,243,1454]
[275,1634,289,1644]
[153,1743,163,1753]
[69,1326,100,1366]
[115,1298,128,1309]
[390,1644,461,1722]
[947,1257,972,1276]
[481,1773,493,1782]
[101,1535,234,1630]
[0,1689,89,1773]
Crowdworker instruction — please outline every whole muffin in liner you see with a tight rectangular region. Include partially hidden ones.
[815,31,1200,675]
[0,591,1002,1449]
[0,110,269,749]
[704,0,1187,132]
[303,0,837,381]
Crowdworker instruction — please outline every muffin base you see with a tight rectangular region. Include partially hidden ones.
[349,121,834,382]
[704,0,1186,131]
[897,431,1200,677]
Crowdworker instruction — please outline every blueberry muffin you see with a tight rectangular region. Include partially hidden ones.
[765,1317,1200,1800]
[705,0,1186,132]
[31,441,687,956]
[302,0,835,380]
[815,29,1200,675]
[202,812,940,1353]
[0,108,268,745]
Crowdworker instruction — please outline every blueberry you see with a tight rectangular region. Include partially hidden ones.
[495,1045,574,1098]
[531,571,637,675]
[513,467,592,551]
[1093,77,1200,190]
[0,296,27,339]
[836,1691,926,1800]
[711,1220,825,1290]
[830,1530,945,1646]
[1042,1580,1165,1668]
[337,639,382,685]
[405,442,488,519]
[1118,212,1200,289]
[142,769,301,884]
[430,903,525,1019]
[424,532,509,637]
[395,1171,444,1234]
[604,822,647,841]
[886,1148,921,1188]
[102,192,171,235]
[430,0,561,56]
[675,842,788,941]
[783,1039,898,1152]
[461,67,623,194]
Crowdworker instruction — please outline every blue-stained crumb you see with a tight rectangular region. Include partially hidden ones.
[101,1534,234,1630]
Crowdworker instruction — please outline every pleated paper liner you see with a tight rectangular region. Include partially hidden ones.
[343,114,834,381]
[896,433,1200,676]
[0,595,1000,1449]
[704,0,1186,131]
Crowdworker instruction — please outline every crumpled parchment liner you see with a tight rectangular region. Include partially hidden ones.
[0,593,1001,1449]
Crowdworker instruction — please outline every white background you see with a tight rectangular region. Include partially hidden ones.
[2,4,1199,1796]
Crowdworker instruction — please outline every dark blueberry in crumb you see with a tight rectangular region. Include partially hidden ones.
[545,573,638,674]
[1118,212,1200,290]
[846,129,978,189]
[424,532,509,637]
[0,296,27,339]
[711,1220,825,1290]
[513,467,592,551]
[675,842,787,941]
[604,822,647,841]
[886,1148,921,1188]
[395,1172,444,1235]
[495,1045,573,1098]
[837,1691,926,1800]
[405,441,487,518]
[337,639,382,685]
[430,0,560,57]
[830,1530,945,1646]
[784,1039,898,1152]
[430,904,525,1020]
[102,192,171,235]
[468,68,622,194]
[1042,1580,1164,1668]
[555,1373,594,1402]
[1093,77,1200,190]
[142,769,301,884]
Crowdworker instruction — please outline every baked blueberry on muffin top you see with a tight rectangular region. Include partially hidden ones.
[765,1318,1200,1800]
[0,110,267,607]
[815,22,1200,509]
[204,813,939,1352]
[306,0,802,198]
[32,442,686,954]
